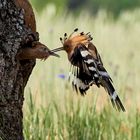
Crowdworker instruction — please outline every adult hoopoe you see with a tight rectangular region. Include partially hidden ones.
[52,28,125,112]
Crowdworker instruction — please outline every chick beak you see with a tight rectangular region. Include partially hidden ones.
[48,51,60,57]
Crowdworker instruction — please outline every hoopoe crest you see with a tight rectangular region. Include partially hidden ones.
[52,28,125,112]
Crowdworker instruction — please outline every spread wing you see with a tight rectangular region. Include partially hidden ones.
[69,42,125,111]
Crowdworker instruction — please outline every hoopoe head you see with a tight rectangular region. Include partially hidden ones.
[51,28,93,55]
[31,42,59,60]
[17,41,59,60]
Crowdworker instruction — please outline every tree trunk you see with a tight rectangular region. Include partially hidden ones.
[0,0,37,139]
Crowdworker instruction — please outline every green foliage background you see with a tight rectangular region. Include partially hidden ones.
[31,0,140,17]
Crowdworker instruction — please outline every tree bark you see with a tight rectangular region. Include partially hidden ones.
[0,0,37,139]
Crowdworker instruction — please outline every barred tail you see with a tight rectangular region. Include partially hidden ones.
[102,79,125,112]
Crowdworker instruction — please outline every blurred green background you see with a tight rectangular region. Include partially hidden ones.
[31,0,140,17]
[23,0,140,140]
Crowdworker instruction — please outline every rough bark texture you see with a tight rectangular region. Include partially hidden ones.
[0,0,37,139]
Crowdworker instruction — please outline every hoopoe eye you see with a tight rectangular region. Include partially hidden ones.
[42,47,47,51]
[37,47,47,53]
[64,44,70,50]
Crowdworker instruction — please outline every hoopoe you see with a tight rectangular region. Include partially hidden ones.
[15,0,59,60]
[52,28,125,111]
[16,41,59,60]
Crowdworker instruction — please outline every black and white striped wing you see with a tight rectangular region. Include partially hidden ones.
[69,44,98,95]
[69,43,125,111]
[87,43,125,111]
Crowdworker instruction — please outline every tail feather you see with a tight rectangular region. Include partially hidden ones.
[102,79,125,112]
[115,96,125,112]
[110,98,116,109]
